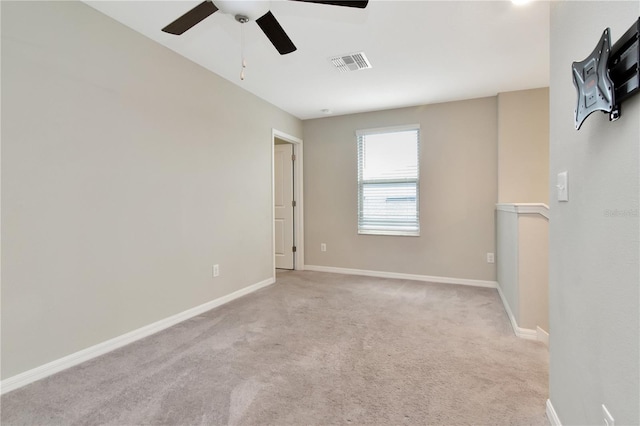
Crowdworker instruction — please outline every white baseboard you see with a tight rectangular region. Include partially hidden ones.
[0,277,275,395]
[496,285,544,341]
[303,265,498,288]
[537,326,549,346]
[515,326,538,340]
[546,399,562,426]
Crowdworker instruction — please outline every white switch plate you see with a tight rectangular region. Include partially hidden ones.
[320,243,327,252]
[213,264,219,277]
[557,171,569,202]
[487,253,495,264]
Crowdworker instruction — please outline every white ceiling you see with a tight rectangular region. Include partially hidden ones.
[85,0,550,120]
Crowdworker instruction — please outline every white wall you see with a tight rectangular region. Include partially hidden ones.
[1,1,302,379]
[496,209,520,320]
[549,1,639,424]
[303,98,498,282]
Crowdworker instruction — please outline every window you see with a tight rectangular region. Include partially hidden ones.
[357,125,420,236]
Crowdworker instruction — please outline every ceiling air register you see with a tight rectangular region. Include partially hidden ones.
[330,52,372,72]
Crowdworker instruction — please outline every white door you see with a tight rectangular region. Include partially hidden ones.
[274,144,294,269]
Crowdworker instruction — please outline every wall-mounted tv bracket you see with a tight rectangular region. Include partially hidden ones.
[572,18,639,130]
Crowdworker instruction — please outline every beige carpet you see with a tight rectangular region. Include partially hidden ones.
[1,270,549,425]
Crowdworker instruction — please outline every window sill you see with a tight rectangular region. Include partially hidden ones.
[358,230,420,237]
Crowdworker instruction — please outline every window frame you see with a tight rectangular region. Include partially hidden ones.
[356,124,421,237]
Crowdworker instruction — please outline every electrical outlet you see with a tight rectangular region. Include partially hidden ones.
[602,404,614,426]
[213,264,219,277]
[487,253,495,264]
[321,243,327,252]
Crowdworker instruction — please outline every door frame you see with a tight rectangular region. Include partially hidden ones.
[272,129,304,274]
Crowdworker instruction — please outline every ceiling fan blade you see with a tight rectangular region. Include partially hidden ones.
[162,1,218,35]
[255,11,297,55]
[290,0,368,8]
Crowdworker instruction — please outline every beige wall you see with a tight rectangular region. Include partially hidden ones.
[495,87,549,335]
[496,207,549,333]
[549,1,639,424]
[1,1,302,379]
[303,98,498,281]
[498,88,549,204]
[518,214,548,331]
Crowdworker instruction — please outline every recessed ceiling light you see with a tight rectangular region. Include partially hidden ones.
[512,0,532,5]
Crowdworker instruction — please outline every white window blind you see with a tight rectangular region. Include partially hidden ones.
[357,125,420,236]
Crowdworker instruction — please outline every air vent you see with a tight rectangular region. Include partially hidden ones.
[329,52,372,72]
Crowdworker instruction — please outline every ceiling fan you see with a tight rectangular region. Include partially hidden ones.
[162,0,369,55]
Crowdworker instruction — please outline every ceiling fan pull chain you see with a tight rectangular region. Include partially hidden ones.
[240,23,246,80]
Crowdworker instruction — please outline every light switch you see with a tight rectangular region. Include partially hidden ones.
[557,171,569,202]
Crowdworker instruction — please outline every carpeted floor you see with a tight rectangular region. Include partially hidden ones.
[1,270,549,425]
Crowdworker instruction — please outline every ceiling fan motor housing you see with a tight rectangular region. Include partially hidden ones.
[214,0,270,21]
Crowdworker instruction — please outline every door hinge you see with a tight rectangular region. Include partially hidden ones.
[291,154,296,161]
[292,246,297,252]
[292,200,297,207]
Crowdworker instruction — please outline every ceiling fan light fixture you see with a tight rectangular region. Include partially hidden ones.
[214,0,270,21]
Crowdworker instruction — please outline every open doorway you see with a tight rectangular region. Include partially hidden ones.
[272,129,304,272]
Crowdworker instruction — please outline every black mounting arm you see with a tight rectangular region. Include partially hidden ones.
[572,18,639,130]
[609,18,640,121]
